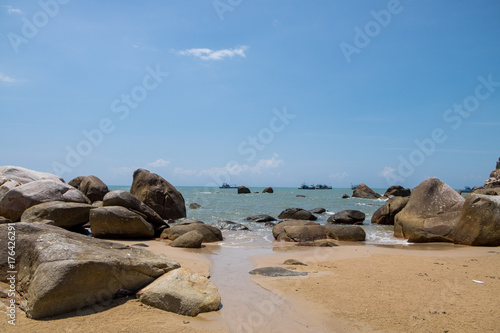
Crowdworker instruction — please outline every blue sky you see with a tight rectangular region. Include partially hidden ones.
[1,0,499,189]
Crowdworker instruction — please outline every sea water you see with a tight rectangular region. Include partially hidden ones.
[110,186,410,247]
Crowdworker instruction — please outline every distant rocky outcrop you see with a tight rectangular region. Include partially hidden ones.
[384,185,411,197]
[327,210,365,224]
[237,186,251,194]
[278,208,317,221]
[130,169,186,220]
[69,175,109,202]
[394,178,465,243]
[452,194,500,246]
[371,197,409,225]
[352,183,382,199]
[161,220,223,243]
[0,222,179,319]
[262,187,274,193]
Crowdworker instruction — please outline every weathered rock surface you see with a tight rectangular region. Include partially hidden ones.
[0,179,90,221]
[262,187,274,193]
[211,220,249,231]
[0,165,63,185]
[283,259,307,266]
[103,190,165,226]
[371,197,409,225]
[472,188,500,196]
[71,175,109,202]
[20,201,95,229]
[272,220,321,241]
[394,178,465,243]
[484,169,500,189]
[278,208,317,221]
[90,206,155,239]
[452,194,500,246]
[384,185,411,197]
[137,268,220,317]
[130,169,186,220]
[245,214,277,223]
[327,210,365,224]
[323,225,366,241]
[249,267,308,277]
[352,183,382,199]
[310,207,327,214]
[161,221,223,243]
[237,186,251,194]
[0,222,179,319]
[170,230,204,248]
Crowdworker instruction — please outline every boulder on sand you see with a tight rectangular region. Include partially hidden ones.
[20,201,95,229]
[327,210,365,224]
[272,220,325,242]
[170,230,204,248]
[161,221,223,243]
[371,197,409,225]
[0,222,180,319]
[323,225,366,241]
[137,268,221,317]
[452,194,500,246]
[278,208,317,221]
[90,206,155,239]
[70,175,109,202]
[352,183,382,199]
[130,169,186,220]
[394,177,465,243]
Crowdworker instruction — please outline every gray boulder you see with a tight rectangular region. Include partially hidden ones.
[70,175,109,202]
[137,268,221,317]
[161,221,223,243]
[278,208,317,221]
[352,183,382,199]
[323,225,366,241]
[90,206,155,239]
[0,222,179,319]
[211,220,249,231]
[130,169,186,220]
[453,194,500,246]
[327,210,365,224]
[272,220,323,242]
[394,178,465,243]
[170,230,204,248]
[0,165,63,185]
[20,201,95,229]
[103,190,165,227]
[371,197,409,225]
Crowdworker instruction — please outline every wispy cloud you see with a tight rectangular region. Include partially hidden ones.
[177,46,249,61]
[330,171,349,181]
[146,159,170,168]
[379,166,396,178]
[131,42,157,52]
[0,72,16,83]
[2,5,22,15]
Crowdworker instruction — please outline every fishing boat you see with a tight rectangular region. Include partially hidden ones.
[219,183,238,189]
[461,186,473,193]
[298,183,316,190]
[351,183,359,190]
[315,184,332,189]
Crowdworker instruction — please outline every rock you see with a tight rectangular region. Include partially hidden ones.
[249,267,308,277]
[0,216,11,224]
[323,225,366,241]
[296,194,306,198]
[0,179,90,221]
[211,220,249,231]
[245,214,277,223]
[327,210,365,224]
[352,183,382,199]
[371,197,409,225]
[161,221,223,243]
[0,222,179,319]
[90,206,155,239]
[20,201,95,229]
[472,188,500,196]
[384,185,411,197]
[72,175,109,202]
[452,194,500,246]
[283,259,307,266]
[272,220,321,241]
[262,187,274,193]
[103,191,166,227]
[342,194,350,199]
[237,186,251,194]
[170,230,204,248]
[137,268,221,317]
[394,177,465,243]
[309,207,326,214]
[130,169,186,220]
[68,176,85,189]
[283,225,327,242]
[484,169,500,188]
[277,208,317,221]
[0,165,63,185]
[189,203,202,209]
[296,240,339,247]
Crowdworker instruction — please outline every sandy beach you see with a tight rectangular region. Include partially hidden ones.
[2,238,499,333]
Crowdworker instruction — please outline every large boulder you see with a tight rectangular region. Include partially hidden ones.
[452,194,500,246]
[323,225,366,241]
[384,185,411,197]
[272,220,322,241]
[103,190,165,227]
[130,169,186,220]
[20,201,95,229]
[327,210,365,224]
[394,178,465,243]
[0,165,63,185]
[0,222,179,319]
[237,186,251,194]
[0,179,90,221]
[483,169,500,189]
[161,221,223,243]
[90,206,155,239]
[371,197,409,225]
[170,230,204,248]
[71,175,109,202]
[352,184,382,199]
[277,208,317,221]
[137,268,221,317]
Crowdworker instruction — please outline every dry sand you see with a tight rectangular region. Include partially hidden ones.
[1,239,499,333]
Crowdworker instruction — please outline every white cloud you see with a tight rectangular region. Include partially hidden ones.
[111,166,136,176]
[147,159,170,168]
[2,5,22,15]
[178,46,249,61]
[330,171,349,181]
[379,166,396,178]
[0,72,16,83]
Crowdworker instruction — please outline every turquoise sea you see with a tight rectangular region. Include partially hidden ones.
[110,186,410,246]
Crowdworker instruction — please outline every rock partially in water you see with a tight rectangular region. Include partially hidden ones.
[278,208,317,221]
[245,214,277,223]
[249,267,308,277]
[212,220,249,231]
[309,207,326,214]
[189,203,202,209]
[327,210,365,224]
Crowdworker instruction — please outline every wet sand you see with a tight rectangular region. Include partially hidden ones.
[1,239,499,332]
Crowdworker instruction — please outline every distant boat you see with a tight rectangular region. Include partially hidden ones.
[315,184,332,189]
[461,186,473,193]
[298,183,316,190]
[351,183,359,190]
[219,183,238,189]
